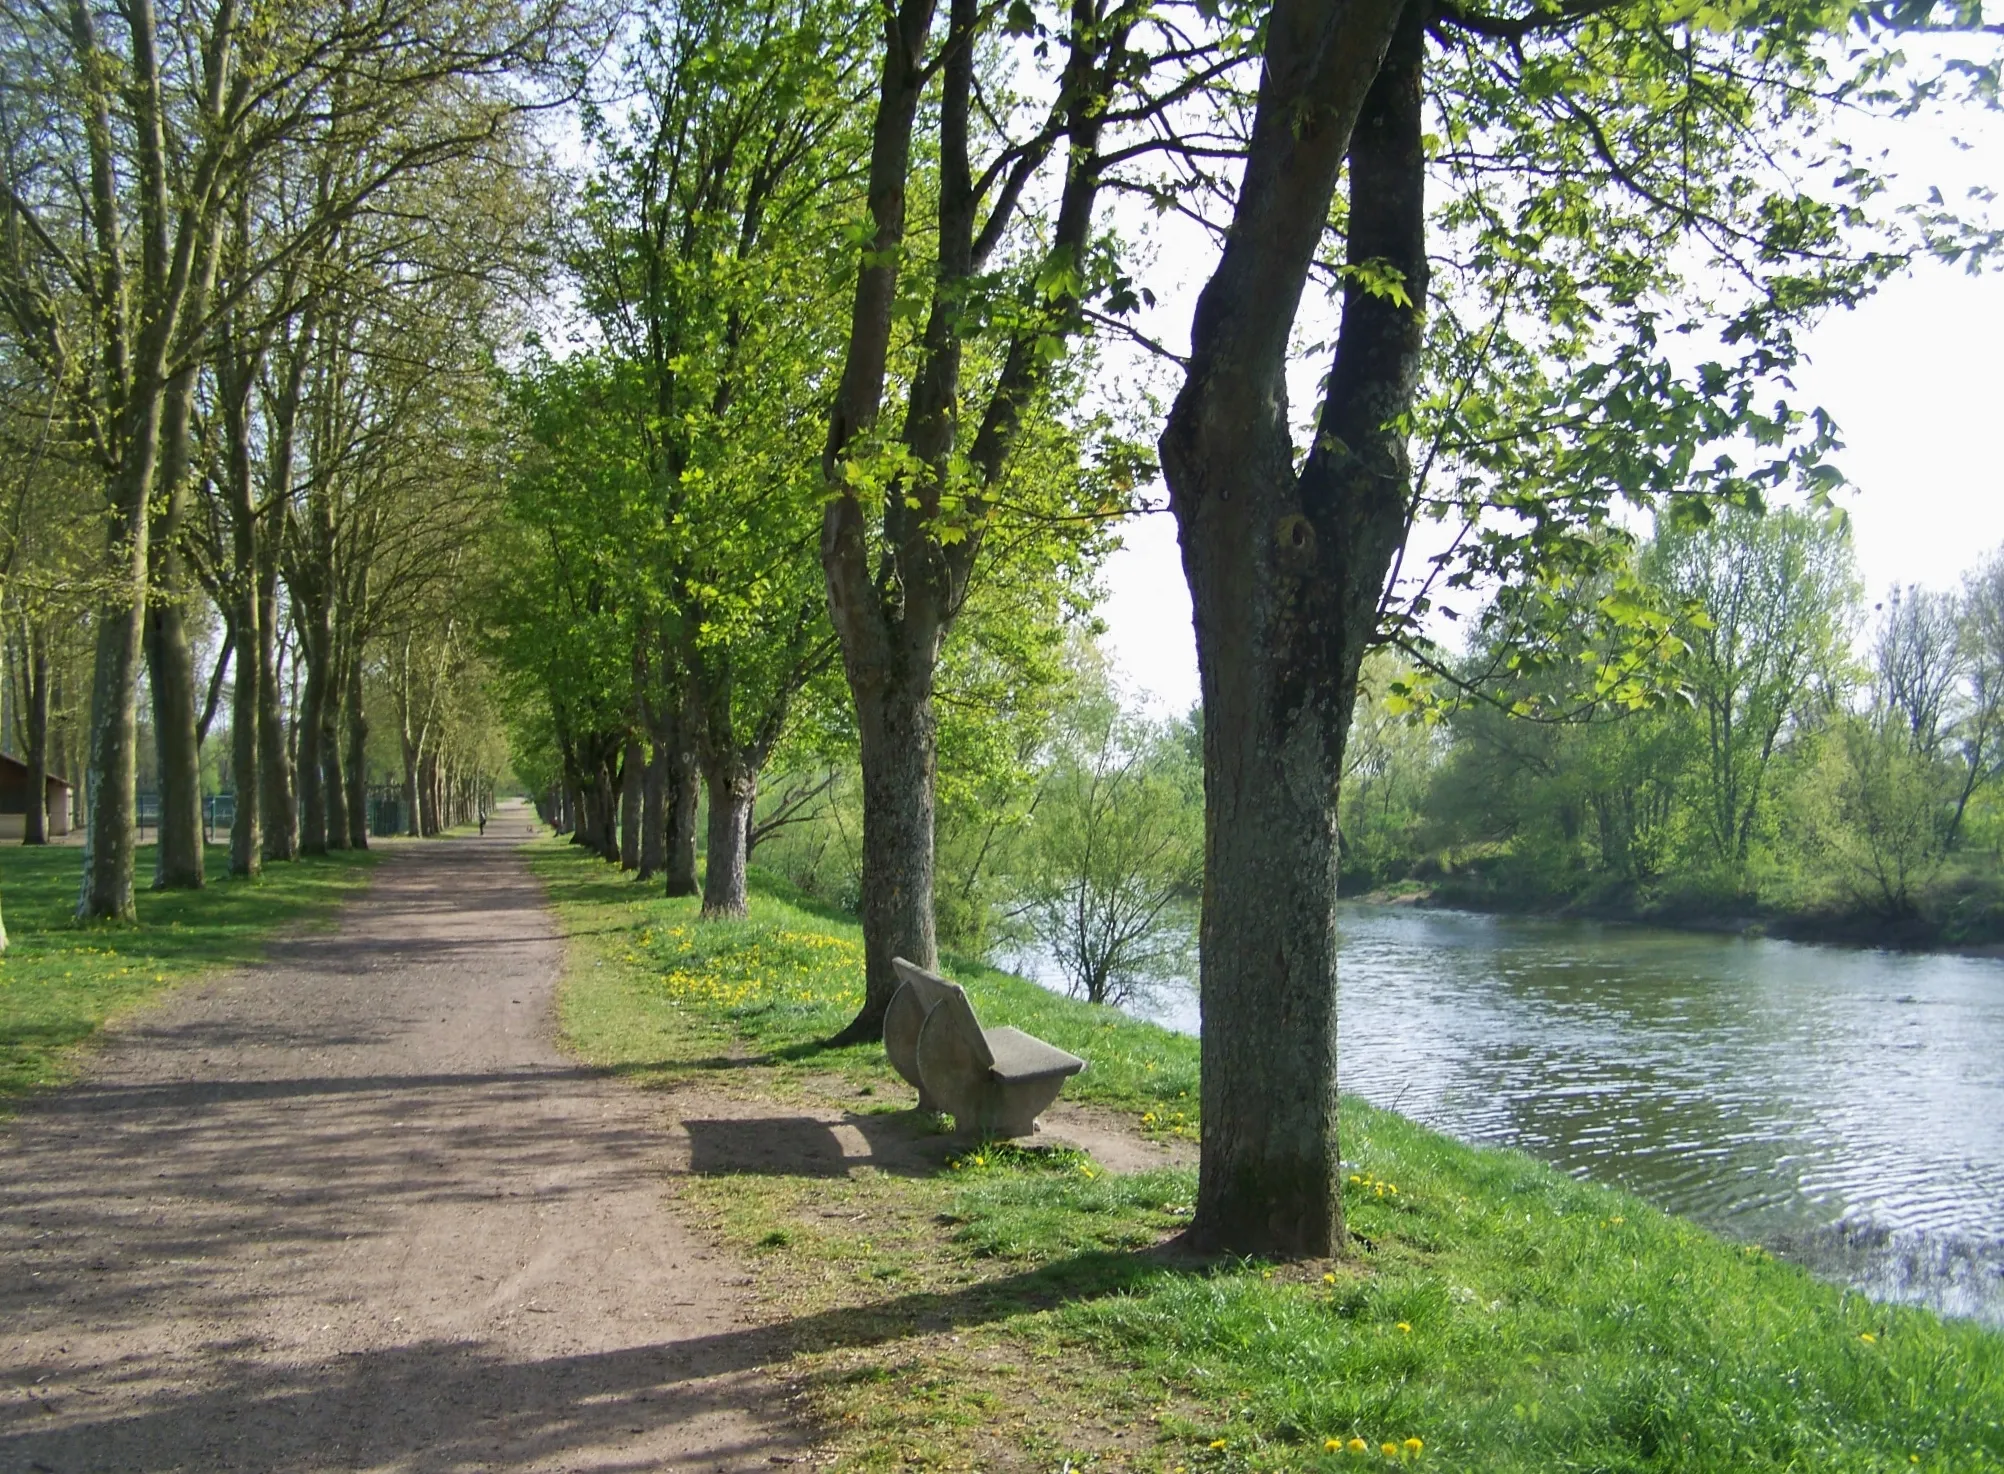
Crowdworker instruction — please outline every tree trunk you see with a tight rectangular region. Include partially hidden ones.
[700,759,756,919]
[257,562,296,861]
[346,653,369,848]
[419,751,440,836]
[592,762,619,862]
[77,424,159,922]
[638,738,666,880]
[563,773,585,845]
[223,367,262,876]
[620,736,642,870]
[667,756,699,895]
[144,349,211,891]
[229,611,261,874]
[839,675,938,1036]
[22,629,49,845]
[658,684,701,896]
[321,644,349,851]
[145,583,205,887]
[402,738,421,836]
[1157,0,1418,1258]
[296,624,328,855]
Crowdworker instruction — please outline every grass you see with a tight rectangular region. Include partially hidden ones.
[0,841,374,1103]
[531,838,2004,1472]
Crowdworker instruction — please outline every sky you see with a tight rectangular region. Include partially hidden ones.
[1093,96,2004,716]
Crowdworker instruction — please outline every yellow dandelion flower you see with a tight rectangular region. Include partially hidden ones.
[1209,1438,1227,1449]
[1404,1438,1423,1453]
[1396,1322,1411,1333]
[1323,1272,1337,1284]
[1325,1438,1343,1451]
[1859,1332,1877,1344]
[1381,1443,1398,1458]
[1347,1438,1368,1452]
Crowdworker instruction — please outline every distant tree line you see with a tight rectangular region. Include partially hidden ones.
[1337,512,2004,944]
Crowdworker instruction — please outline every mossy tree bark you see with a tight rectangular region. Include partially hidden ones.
[1160,0,1423,1258]
[145,357,212,891]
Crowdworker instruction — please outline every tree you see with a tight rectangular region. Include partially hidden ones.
[1153,0,1986,1253]
[819,0,1168,1038]
[564,0,869,915]
[1952,553,2004,844]
[1016,650,1200,1007]
[1646,508,1857,884]
[1338,653,1444,887]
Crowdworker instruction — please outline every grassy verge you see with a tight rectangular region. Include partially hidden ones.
[0,842,374,1103]
[533,839,2004,1473]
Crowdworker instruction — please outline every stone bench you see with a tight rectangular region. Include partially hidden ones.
[882,957,1085,1138]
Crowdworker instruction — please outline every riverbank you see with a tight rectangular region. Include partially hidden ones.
[532,839,2004,1472]
[1361,875,2004,956]
[0,843,375,1104]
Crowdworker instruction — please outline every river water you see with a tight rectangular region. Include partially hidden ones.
[1005,903,2004,1326]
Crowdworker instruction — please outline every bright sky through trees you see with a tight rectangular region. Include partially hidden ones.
[1100,108,2004,716]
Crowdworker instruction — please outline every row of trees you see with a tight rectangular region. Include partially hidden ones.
[492,0,1998,1256]
[0,0,556,918]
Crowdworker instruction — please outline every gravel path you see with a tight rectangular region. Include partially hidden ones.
[0,808,805,1473]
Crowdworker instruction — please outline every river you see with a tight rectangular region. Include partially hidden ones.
[1003,903,2004,1326]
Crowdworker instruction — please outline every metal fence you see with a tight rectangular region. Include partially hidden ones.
[133,789,411,841]
[136,792,237,844]
[204,792,234,844]
[368,784,408,837]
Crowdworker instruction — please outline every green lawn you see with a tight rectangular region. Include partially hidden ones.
[0,842,374,1102]
[532,838,2004,1473]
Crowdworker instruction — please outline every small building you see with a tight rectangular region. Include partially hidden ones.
[0,753,73,839]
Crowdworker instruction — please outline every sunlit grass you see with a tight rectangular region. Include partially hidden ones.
[533,837,2004,1472]
[533,841,1198,1119]
[0,842,374,1102]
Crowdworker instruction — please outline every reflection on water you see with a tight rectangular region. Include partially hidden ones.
[1004,903,2004,1326]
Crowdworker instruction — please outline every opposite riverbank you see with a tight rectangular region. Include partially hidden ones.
[532,838,2004,1473]
[1362,875,2004,956]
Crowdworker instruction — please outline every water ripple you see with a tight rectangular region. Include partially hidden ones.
[1006,902,2004,1325]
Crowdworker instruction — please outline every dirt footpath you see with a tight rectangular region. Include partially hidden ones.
[0,808,806,1473]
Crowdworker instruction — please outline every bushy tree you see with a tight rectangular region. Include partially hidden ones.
[1644,507,1859,889]
[1013,648,1201,1007]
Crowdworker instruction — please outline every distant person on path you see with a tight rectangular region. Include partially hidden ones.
[478,811,487,836]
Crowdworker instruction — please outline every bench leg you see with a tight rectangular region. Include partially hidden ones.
[950,1075,1071,1139]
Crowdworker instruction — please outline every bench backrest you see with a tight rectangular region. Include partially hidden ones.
[893,957,995,1071]
[928,980,995,1071]
[891,957,959,1017]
